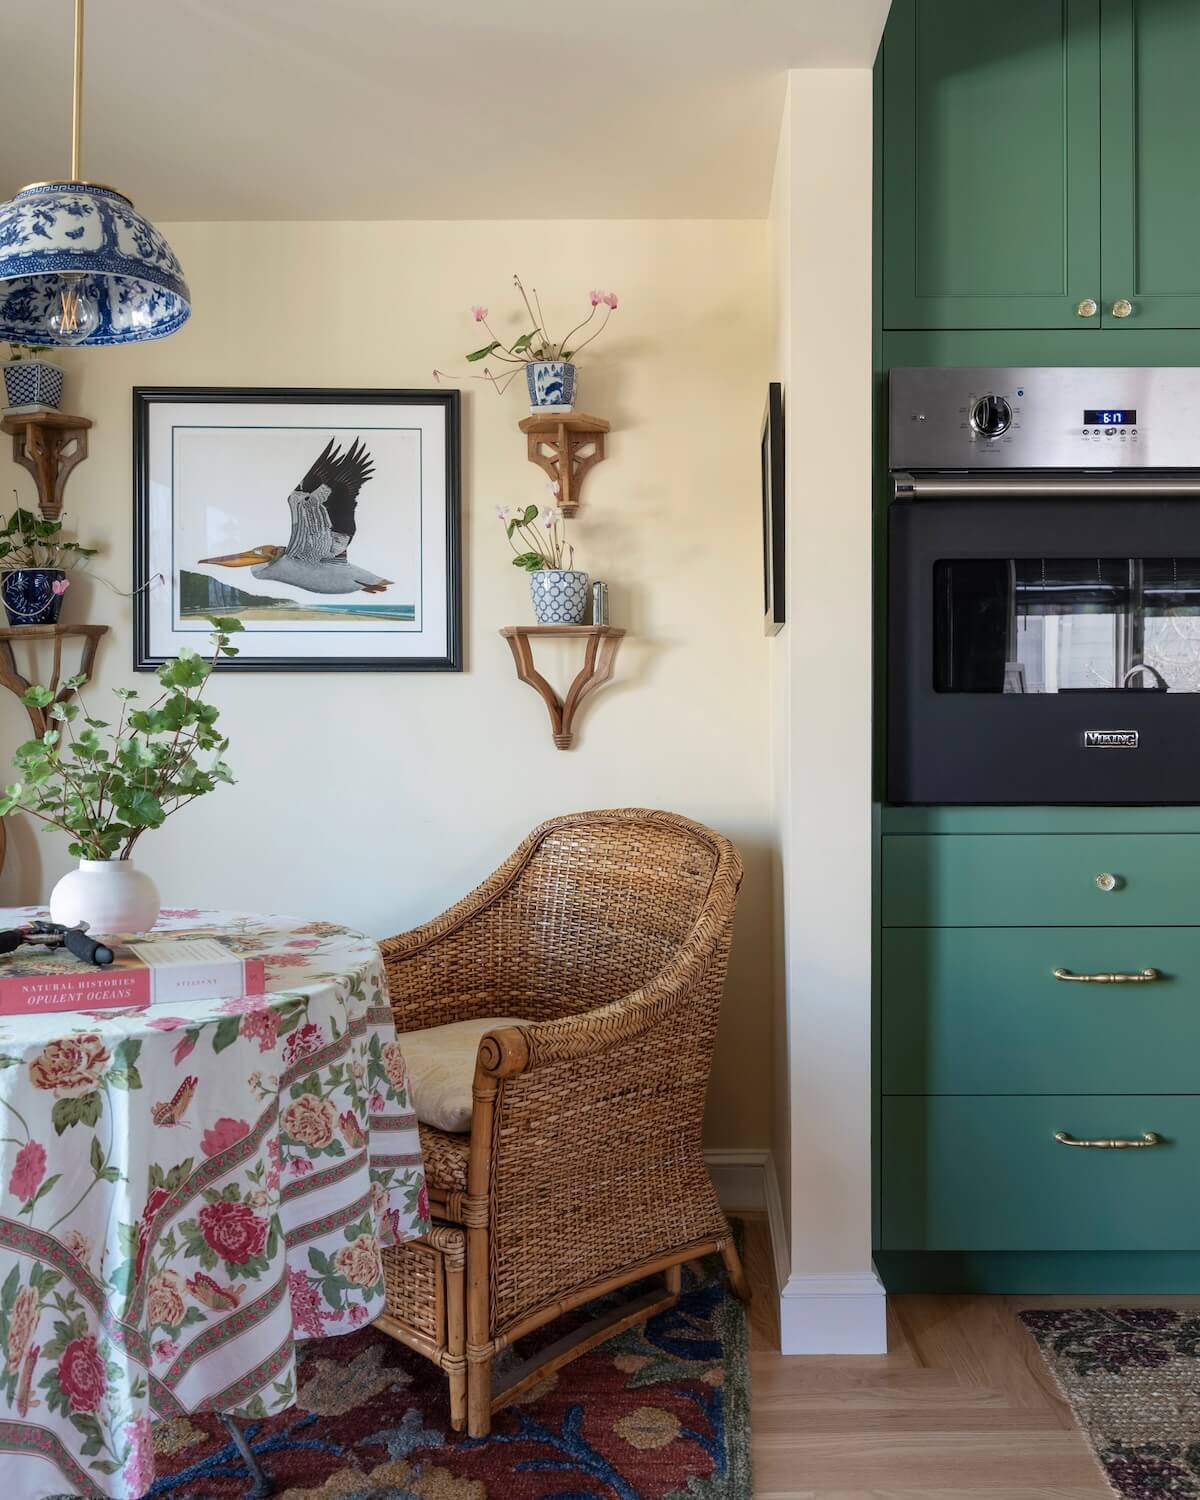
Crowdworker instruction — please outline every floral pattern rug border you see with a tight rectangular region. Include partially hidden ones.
[1021,1307,1200,1499]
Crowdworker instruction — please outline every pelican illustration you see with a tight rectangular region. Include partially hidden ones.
[198,437,393,594]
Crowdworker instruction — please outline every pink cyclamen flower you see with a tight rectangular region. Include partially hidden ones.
[432,369,443,383]
[589,289,602,306]
[471,305,488,322]
[602,292,619,310]
[495,505,511,521]
[51,578,70,596]
[546,480,560,497]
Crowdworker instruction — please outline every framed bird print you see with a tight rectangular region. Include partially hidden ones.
[132,387,462,671]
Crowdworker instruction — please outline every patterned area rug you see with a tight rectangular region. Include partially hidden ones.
[1021,1307,1200,1498]
[147,1246,750,1498]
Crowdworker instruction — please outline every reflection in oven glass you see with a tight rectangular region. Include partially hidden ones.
[933,559,1200,693]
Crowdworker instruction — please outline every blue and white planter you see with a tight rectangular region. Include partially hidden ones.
[1,568,66,626]
[530,568,590,625]
[2,359,63,410]
[526,360,576,413]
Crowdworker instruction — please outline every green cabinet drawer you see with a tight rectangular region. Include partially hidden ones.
[882,834,1200,927]
[881,1095,1200,1250]
[883,927,1200,1095]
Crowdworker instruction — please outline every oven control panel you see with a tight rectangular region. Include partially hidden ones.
[889,367,1200,470]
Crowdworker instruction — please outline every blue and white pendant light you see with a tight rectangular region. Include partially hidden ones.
[0,0,190,347]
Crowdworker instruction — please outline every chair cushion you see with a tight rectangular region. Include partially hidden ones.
[397,1015,526,1133]
[417,1122,470,1192]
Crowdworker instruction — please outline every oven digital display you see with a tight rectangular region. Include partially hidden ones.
[1084,409,1136,425]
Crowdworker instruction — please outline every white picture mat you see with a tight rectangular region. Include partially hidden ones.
[143,401,450,661]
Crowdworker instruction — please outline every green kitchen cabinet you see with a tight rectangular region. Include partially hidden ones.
[882,0,1101,330]
[882,0,1200,331]
[881,1095,1200,1251]
[1099,0,1200,329]
[882,927,1200,1096]
[881,832,1200,928]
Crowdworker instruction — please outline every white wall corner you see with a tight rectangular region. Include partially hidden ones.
[778,1267,887,1355]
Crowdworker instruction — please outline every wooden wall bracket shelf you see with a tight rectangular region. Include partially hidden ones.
[1,409,93,520]
[518,412,609,516]
[0,624,110,736]
[500,625,624,749]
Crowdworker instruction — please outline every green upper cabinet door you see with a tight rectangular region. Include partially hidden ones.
[883,0,1102,330]
[1099,0,1200,328]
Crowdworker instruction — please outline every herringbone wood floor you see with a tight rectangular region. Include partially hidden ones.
[742,1215,1200,1498]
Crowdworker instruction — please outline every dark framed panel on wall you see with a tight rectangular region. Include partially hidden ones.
[761,381,785,635]
[133,387,461,671]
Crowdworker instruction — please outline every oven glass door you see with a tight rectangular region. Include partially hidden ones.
[888,493,1200,805]
[934,558,1200,695]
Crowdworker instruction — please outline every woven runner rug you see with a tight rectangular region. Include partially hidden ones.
[1021,1307,1200,1498]
[148,1245,751,1498]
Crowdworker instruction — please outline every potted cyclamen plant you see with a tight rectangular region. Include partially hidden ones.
[0,505,97,625]
[0,619,244,934]
[2,344,64,411]
[499,485,589,624]
[436,275,618,413]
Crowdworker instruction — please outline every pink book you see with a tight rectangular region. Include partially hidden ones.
[0,937,265,1017]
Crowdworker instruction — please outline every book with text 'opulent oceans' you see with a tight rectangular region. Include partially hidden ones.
[0,936,266,1016]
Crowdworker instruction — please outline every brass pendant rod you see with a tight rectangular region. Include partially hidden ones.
[71,0,84,182]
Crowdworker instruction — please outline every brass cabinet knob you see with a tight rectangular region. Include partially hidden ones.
[1095,872,1118,892]
[1076,298,1098,318]
[1111,298,1134,319]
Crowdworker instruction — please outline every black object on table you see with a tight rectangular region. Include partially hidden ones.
[0,920,114,966]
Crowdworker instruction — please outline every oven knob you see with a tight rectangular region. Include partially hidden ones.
[969,394,1013,438]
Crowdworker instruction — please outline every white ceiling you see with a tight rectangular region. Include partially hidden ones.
[0,0,890,221]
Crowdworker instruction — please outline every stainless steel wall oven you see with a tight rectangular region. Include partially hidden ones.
[889,368,1200,805]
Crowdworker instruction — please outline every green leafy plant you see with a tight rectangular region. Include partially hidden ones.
[0,619,243,860]
[434,275,620,396]
[4,344,57,364]
[496,489,576,572]
[0,505,97,572]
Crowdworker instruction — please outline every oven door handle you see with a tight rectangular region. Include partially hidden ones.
[893,473,1200,499]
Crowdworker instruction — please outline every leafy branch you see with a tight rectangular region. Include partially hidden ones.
[0,619,243,861]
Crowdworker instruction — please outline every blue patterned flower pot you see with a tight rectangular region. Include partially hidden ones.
[2,360,63,410]
[530,568,589,624]
[1,568,66,625]
[526,360,576,412]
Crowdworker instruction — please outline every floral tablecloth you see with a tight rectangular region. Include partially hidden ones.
[0,909,429,1500]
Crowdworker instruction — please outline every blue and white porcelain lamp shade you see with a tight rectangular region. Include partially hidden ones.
[0,182,190,346]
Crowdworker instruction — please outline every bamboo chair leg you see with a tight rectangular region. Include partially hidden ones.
[467,1355,492,1438]
[721,1238,752,1304]
[445,1258,467,1433]
[664,1263,682,1295]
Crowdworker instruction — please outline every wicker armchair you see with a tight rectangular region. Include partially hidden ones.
[375,808,749,1437]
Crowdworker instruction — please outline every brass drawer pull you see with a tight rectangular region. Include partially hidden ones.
[1055,1131,1162,1150]
[1053,967,1161,984]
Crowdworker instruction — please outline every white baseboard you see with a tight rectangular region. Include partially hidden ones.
[706,1148,888,1356]
[777,1268,887,1354]
[704,1149,770,1213]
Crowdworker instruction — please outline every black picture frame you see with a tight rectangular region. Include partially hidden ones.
[132,387,461,672]
[761,381,785,635]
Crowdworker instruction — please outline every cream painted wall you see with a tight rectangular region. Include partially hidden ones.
[0,220,772,1150]
[769,71,885,1352]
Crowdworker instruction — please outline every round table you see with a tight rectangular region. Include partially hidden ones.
[0,909,429,1500]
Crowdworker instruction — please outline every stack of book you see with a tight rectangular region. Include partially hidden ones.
[0,936,266,1016]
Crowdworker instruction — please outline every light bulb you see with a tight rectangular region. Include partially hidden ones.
[46,276,100,345]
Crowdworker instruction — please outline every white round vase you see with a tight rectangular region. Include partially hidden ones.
[49,858,161,936]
